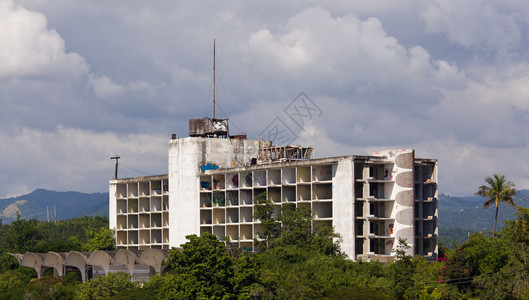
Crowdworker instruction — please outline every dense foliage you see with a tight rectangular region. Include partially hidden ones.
[0,214,111,254]
[3,197,529,298]
[0,215,113,299]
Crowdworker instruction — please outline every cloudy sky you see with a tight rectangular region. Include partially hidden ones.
[1,0,529,197]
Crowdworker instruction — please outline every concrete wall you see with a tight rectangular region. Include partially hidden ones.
[376,149,415,256]
[168,137,265,247]
[109,181,117,231]
[332,158,355,258]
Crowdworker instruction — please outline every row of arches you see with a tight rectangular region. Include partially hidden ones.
[9,249,170,283]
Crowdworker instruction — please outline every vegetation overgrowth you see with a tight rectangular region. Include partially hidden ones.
[1,186,529,299]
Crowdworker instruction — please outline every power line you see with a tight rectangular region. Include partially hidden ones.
[215,103,245,135]
[120,168,130,179]
[216,71,247,135]
[119,162,151,176]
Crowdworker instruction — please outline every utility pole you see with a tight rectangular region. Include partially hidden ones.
[111,155,120,179]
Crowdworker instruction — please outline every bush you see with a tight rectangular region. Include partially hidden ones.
[75,272,138,300]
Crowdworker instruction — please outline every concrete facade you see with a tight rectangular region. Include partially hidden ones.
[168,137,269,247]
[109,136,438,262]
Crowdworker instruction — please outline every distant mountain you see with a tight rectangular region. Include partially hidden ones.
[438,189,529,245]
[439,189,529,232]
[3,187,528,242]
[0,189,108,223]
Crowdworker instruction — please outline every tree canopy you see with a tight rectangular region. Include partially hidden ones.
[476,174,517,236]
[2,184,529,298]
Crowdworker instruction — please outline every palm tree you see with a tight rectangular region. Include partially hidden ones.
[475,174,517,237]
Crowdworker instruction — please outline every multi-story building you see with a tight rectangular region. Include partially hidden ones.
[109,118,438,262]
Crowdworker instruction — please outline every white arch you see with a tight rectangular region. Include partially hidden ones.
[64,251,90,282]
[11,249,170,282]
[88,250,115,276]
[21,252,45,278]
[113,249,139,275]
[42,252,66,277]
[139,249,169,274]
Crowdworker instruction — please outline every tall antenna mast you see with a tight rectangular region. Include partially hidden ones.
[213,39,216,119]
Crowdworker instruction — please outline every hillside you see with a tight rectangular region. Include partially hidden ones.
[437,189,529,245]
[2,187,528,238]
[438,189,529,231]
[0,189,108,223]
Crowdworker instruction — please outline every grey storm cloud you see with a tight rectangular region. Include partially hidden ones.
[2,0,529,197]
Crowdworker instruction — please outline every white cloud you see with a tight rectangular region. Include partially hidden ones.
[421,0,522,54]
[88,73,160,101]
[1,1,529,198]
[0,0,88,78]
[415,138,529,196]
[0,126,168,198]
[88,74,126,98]
[249,29,311,72]
[246,6,464,97]
[430,64,529,149]
[295,124,529,196]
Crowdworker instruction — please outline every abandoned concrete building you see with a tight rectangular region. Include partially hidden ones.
[108,118,439,262]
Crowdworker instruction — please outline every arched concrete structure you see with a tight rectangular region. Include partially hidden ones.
[113,249,139,275]
[139,249,170,274]
[8,253,24,265]
[42,252,67,277]
[64,251,90,282]
[88,250,115,275]
[11,249,174,283]
[20,252,46,278]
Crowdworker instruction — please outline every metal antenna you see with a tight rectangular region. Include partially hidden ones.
[213,39,216,119]
[111,155,120,179]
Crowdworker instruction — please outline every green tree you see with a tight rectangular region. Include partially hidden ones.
[276,203,341,255]
[75,272,138,300]
[253,196,341,255]
[0,269,32,295]
[311,221,342,256]
[164,232,235,298]
[1,217,41,253]
[82,227,115,251]
[440,232,510,296]
[145,273,200,300]
[23,275,80,300]
[276,203,312,247]
[488,207,529,298]
[0,215,109,254]
[232,253,263,298]
[476,174,517,236]
[252,192,280,251]
[323,286,391,300]
[391,238,414,300]
[501,206,529,245]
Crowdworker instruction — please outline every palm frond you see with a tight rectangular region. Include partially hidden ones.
[476,174,517,236]
[483,198,495,208]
